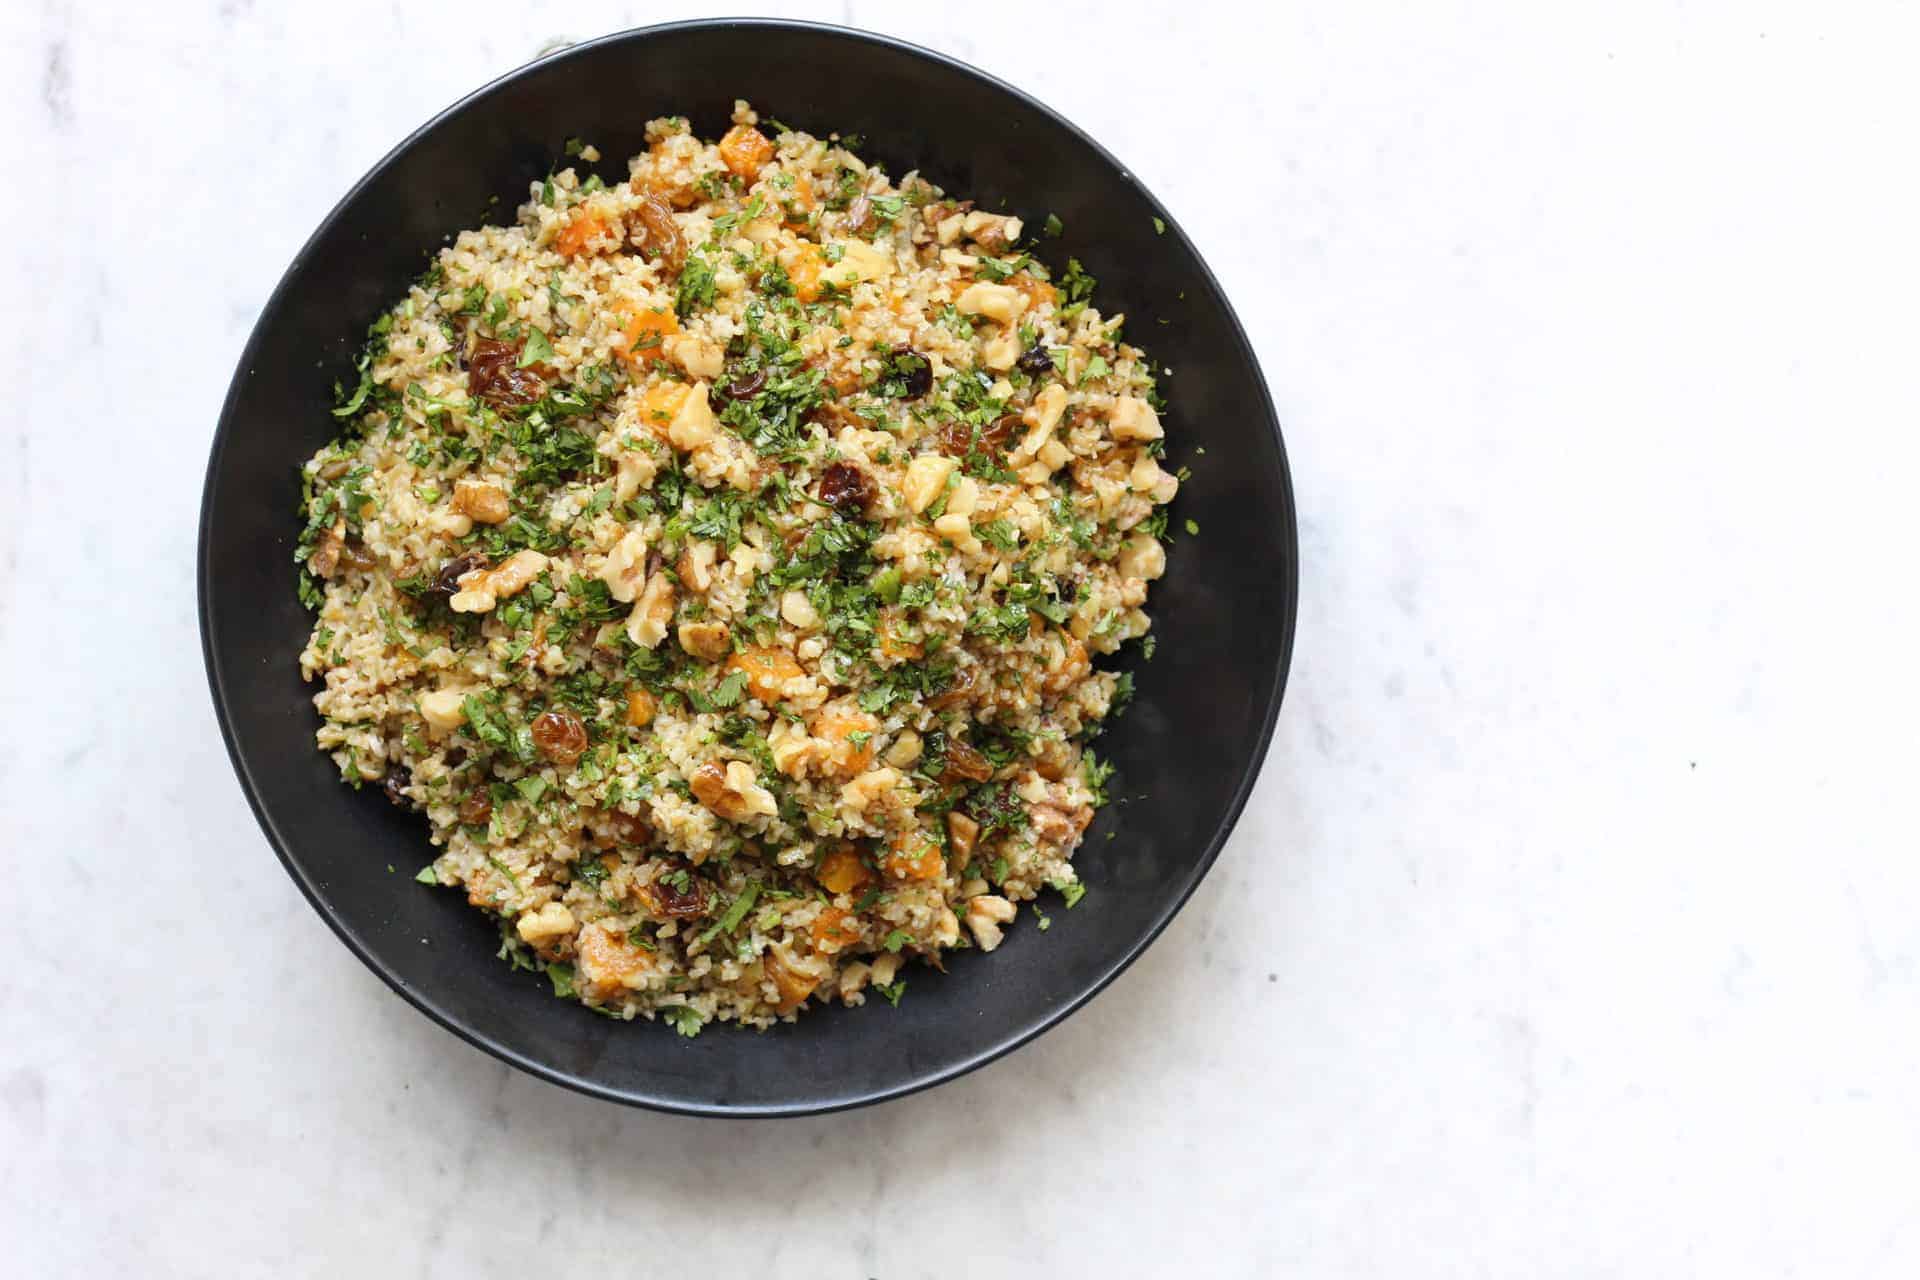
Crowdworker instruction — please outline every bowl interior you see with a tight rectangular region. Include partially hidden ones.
[200,20,1297,1115]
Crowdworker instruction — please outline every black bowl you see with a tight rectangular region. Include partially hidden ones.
[199,19,1297,1116]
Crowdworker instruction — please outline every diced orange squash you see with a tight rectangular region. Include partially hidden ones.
[719,124,776,180]
[810,704,879,776]
[884,829,945,882]
[727,646,805,703]
[555,207,614,258]
[577,922,654,1001]
[787,242,826,303]
[638,381,690,435]
[613,306,679,366]
[763,949,818,1014]
[1010,272,1058,310]
[816,844,874,896]
[811,905,861,955]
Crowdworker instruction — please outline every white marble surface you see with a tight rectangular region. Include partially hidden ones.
[7,1,1920,1274]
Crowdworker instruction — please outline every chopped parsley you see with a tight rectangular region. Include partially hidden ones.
[664,1005,706,1037]
[675,253,718,318]
[698,882,763,944]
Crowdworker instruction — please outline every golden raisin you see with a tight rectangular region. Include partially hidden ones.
[928,665,978,711]
[458,789,493,827]
[467,337,545,409]
[626,193,686,272]
[938,736,994,784]
[530,709,588,765]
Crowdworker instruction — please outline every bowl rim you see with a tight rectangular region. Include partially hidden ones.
[198,16,1299,1117]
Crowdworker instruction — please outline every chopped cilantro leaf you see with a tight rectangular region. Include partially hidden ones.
[977,519,1020,551]
[517,327,556,367]
[711,670,750,708]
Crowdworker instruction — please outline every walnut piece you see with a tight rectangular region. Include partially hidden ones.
[449,549,548,613]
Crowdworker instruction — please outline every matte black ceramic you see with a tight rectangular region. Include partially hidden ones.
[199,19,1297,1116]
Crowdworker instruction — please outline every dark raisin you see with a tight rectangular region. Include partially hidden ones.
[651,865,710,919]
[382,767,413,807]
[805,401,860,432]
[981,413,1023,453]
[719,365,767,402]
[934,422,973,457]
[444,747,469,768]
[335,539,378,574]
[966,780,1027,833]
[892,348,932,399]
[432,552,488,596]
[818,462,874,512]
[467,337,545,409]
[1016,345,1054,376]
[530,709,589,766]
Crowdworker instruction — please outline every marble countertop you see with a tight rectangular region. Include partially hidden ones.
[8,2,1920,1275]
